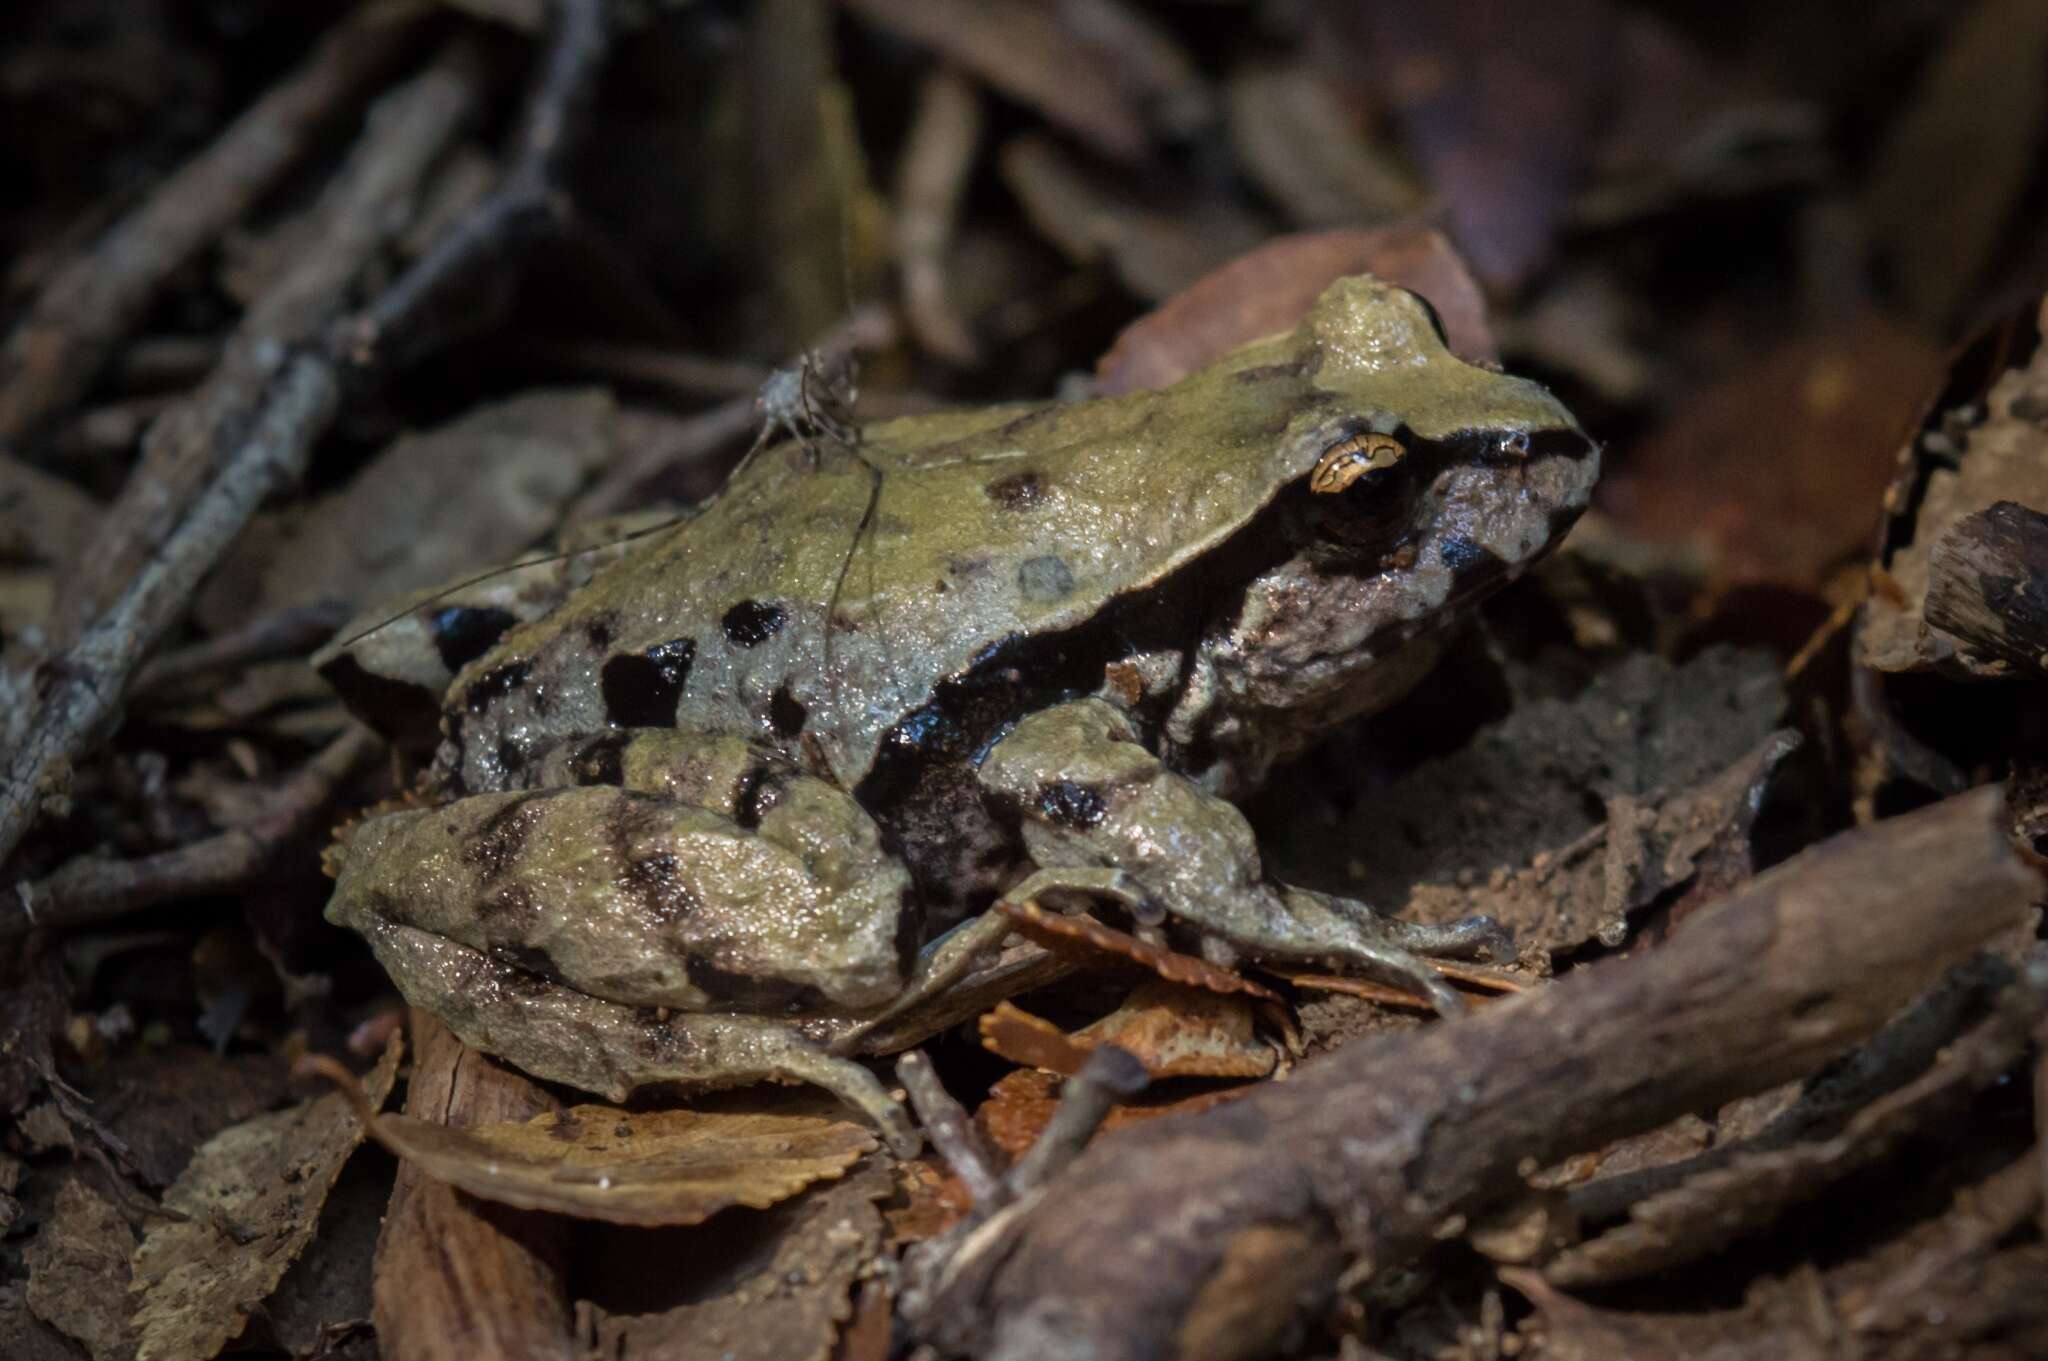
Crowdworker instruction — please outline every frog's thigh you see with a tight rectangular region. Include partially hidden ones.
[977,698,1504,1015]
[358,918,918,1155]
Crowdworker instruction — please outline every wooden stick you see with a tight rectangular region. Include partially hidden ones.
[0,2,432,446]
[905,787,2042,1361]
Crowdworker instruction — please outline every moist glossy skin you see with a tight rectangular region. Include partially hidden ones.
[319,275,1599,1153]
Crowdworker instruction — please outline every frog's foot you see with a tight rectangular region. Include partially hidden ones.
[833,865,1159,1058]
[355,919,920,1156]
[978,698,1509,1019]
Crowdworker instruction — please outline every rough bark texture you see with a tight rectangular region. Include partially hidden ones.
[909,786,2041,1361]
[372,1013,575,1361]
[1926,500,2048,675]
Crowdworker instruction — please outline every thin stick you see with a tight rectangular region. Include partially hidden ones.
[10,726,379,934]
[0,54,482,870]
[904,788,2041,1361]
[0,2,432,446]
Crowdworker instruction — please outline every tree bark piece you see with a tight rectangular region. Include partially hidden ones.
[1925,500,2048,676]
[905,787,2041,1361]
[373,1013,574,1361]
[0,2,433,446]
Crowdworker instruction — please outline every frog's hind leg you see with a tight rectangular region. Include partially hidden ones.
[976,698,1510,1017]
[355,918,920,1156]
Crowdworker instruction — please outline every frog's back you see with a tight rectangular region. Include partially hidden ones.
[438,274,1584,797]
[438,370,1304,795]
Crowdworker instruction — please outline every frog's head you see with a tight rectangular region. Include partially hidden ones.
[1173,275,1600,786]
[1268,274,1599,605]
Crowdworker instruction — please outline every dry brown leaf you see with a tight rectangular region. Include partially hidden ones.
[974,1068,1253,1162]
[582,1159,891,1361]
[844,0,1153,161]
[1863,0,2048,328]
[1076,980,1277,1079]
[998,134,1265,302]
[360,1092,876,1226]
[979,1000,1095,1075]
[887,1154,976,1245]
[1600,317,1944,594]
[128,1033,402,1361]
[982,985,1280,1080]
[1096,227,1494,396]
[998,898,1281,1001]
[26,1179,138,1361]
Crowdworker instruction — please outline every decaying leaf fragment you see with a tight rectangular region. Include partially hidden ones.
[358,1092,875,1226]
[582,1159,893,1361]
[998,897,1281,1000]
[980,983,1279,1080]
[128,1033,402,1361]
[26,1178,139,1361]
[974,1068,1251,1162]
[1860,303,2048,676]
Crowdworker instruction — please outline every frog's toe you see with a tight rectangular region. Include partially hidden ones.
[1350,909,1513,963]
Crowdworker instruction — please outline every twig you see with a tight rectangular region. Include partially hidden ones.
[0,1,434,446]
[346,0,609,372]
[1004,1046,1148,1198]
[8,726,378,935]
[898,1050,1006,1209]
[902,787,2042,1361]
[0,53,484,872]
[895,67,983,364]
[3,2,614,878]
[132,598,355,696]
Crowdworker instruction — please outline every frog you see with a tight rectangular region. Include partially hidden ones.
[316,275,1599,1156]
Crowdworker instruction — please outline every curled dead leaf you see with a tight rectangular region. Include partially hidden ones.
[997,898,1281,1001]
[981,984,1282,1081]
[331,1086,875,1227]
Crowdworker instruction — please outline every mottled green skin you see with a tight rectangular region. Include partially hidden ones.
[321,274,1597,1150]
[435,276,1583,798]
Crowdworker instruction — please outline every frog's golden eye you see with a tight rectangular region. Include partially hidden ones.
[1310,432,1407,494]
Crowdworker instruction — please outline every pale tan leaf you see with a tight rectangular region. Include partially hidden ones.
[363,1093,876,1226]
[129,1033,402,1361]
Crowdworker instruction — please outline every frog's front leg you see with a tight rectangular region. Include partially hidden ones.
[977,699,1507,1015]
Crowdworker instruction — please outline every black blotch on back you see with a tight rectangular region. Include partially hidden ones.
[722,599,787,647]
[585,613,616,651]
[601,637,696,727]
[428,605,517,672]
[984,470,1047,510]
[768,682,808,738]
[732,764,773,830]
[1036,780,1107,828]
[465,659,534,715]
[687,959,829,1013]
[619,851,697,924]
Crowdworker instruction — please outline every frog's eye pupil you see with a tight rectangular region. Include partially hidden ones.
[1311,432,1407,494]
[1500,430,1531,458]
